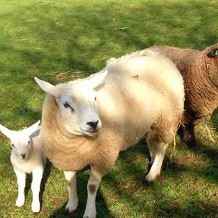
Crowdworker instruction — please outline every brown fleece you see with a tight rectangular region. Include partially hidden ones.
[150,44,218,145]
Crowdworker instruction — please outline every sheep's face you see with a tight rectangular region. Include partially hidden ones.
[205,44,218,87]
[35,70,108,137]
[57,84,101,136]
[0,121,40,160]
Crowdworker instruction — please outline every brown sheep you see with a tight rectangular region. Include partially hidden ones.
[150,43,218,146]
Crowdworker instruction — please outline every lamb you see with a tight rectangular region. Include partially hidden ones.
[149,43,218,146]
[34,49,184,218]
[0,121,46,213]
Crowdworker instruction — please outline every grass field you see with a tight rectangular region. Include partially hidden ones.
[0,0,217,217]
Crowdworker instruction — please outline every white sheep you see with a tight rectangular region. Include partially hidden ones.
[0,121,46,213]
[35,49,184,218]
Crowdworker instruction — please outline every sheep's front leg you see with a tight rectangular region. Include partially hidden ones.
[83,168,102,218]
[31,167,44,212]
[64,171,78,213]
[14,168,26,207]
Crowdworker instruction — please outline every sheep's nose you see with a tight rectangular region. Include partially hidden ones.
[20,153,26,159]
[87,121,99,131]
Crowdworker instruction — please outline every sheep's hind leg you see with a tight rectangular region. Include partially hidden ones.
[31,167,44,212]
[146,140,168,182]
[64,171,78,213]
[83,168,102,218]
[14,168,26,207]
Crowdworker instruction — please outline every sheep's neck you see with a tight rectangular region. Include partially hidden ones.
[40,95,95,171]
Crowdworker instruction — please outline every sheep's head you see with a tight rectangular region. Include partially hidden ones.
[0,121,40,160]
[205,43,218,88]
[35,70,108,137]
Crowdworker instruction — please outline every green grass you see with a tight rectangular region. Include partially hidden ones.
[0,0,217,217]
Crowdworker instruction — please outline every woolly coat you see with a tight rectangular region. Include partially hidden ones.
[39,50,184,174]
[150,44,218,126]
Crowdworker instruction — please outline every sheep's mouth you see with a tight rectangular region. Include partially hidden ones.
[83,129,101,137]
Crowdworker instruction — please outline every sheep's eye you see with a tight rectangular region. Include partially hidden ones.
[63,102,70,108]
[27,140,31,146]
[11,144,15,147]
[213,49,218,57]
[63,102,74,112]
[208,49,218,58]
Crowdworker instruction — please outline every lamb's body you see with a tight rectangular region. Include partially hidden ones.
[150,44,218,145]
[0,122,46,213]
[11,136,45,174]
[36,49,184,217]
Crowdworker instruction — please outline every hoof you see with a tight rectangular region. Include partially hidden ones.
[145,175,156,183]
[16,198,25,207]
[32,201,40,213]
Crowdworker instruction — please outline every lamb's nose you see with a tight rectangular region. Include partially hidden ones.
[20,153,26,159]
[87,121,99,131]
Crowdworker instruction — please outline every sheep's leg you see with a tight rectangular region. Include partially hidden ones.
[83,168,102,218]
[180,123,196,147]
[147,142,156,164]
[14,168,26,207]
[31,167,43,213]
[64,171,78,213]
[146,141,168,182]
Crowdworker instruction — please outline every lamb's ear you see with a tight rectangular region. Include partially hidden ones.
[0,124,13,140]
[24,120,41,136]
[86,70,108,89]
[34,77,60,98]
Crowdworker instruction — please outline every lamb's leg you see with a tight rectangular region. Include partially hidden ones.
[31,167,43,213]
[14,168,26,207]
[83,168,102,218]
[146,140,168,182]
[64,171,78,213]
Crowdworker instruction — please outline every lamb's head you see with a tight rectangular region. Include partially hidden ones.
[34,70,108,137]
[0,121,40,160]
[203,43,218,88]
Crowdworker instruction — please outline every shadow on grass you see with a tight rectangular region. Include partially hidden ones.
[100,134,218,217]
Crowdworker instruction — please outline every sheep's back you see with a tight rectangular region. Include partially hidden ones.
[97,50,184,150]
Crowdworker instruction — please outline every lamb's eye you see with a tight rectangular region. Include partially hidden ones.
[11,144,15,147]
[27,140,30,146]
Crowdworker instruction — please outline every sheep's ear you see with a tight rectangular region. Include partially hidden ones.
[34,77,60,98]
[86,70,108,89]
[24,120,40,136]
[0,124,13,140]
